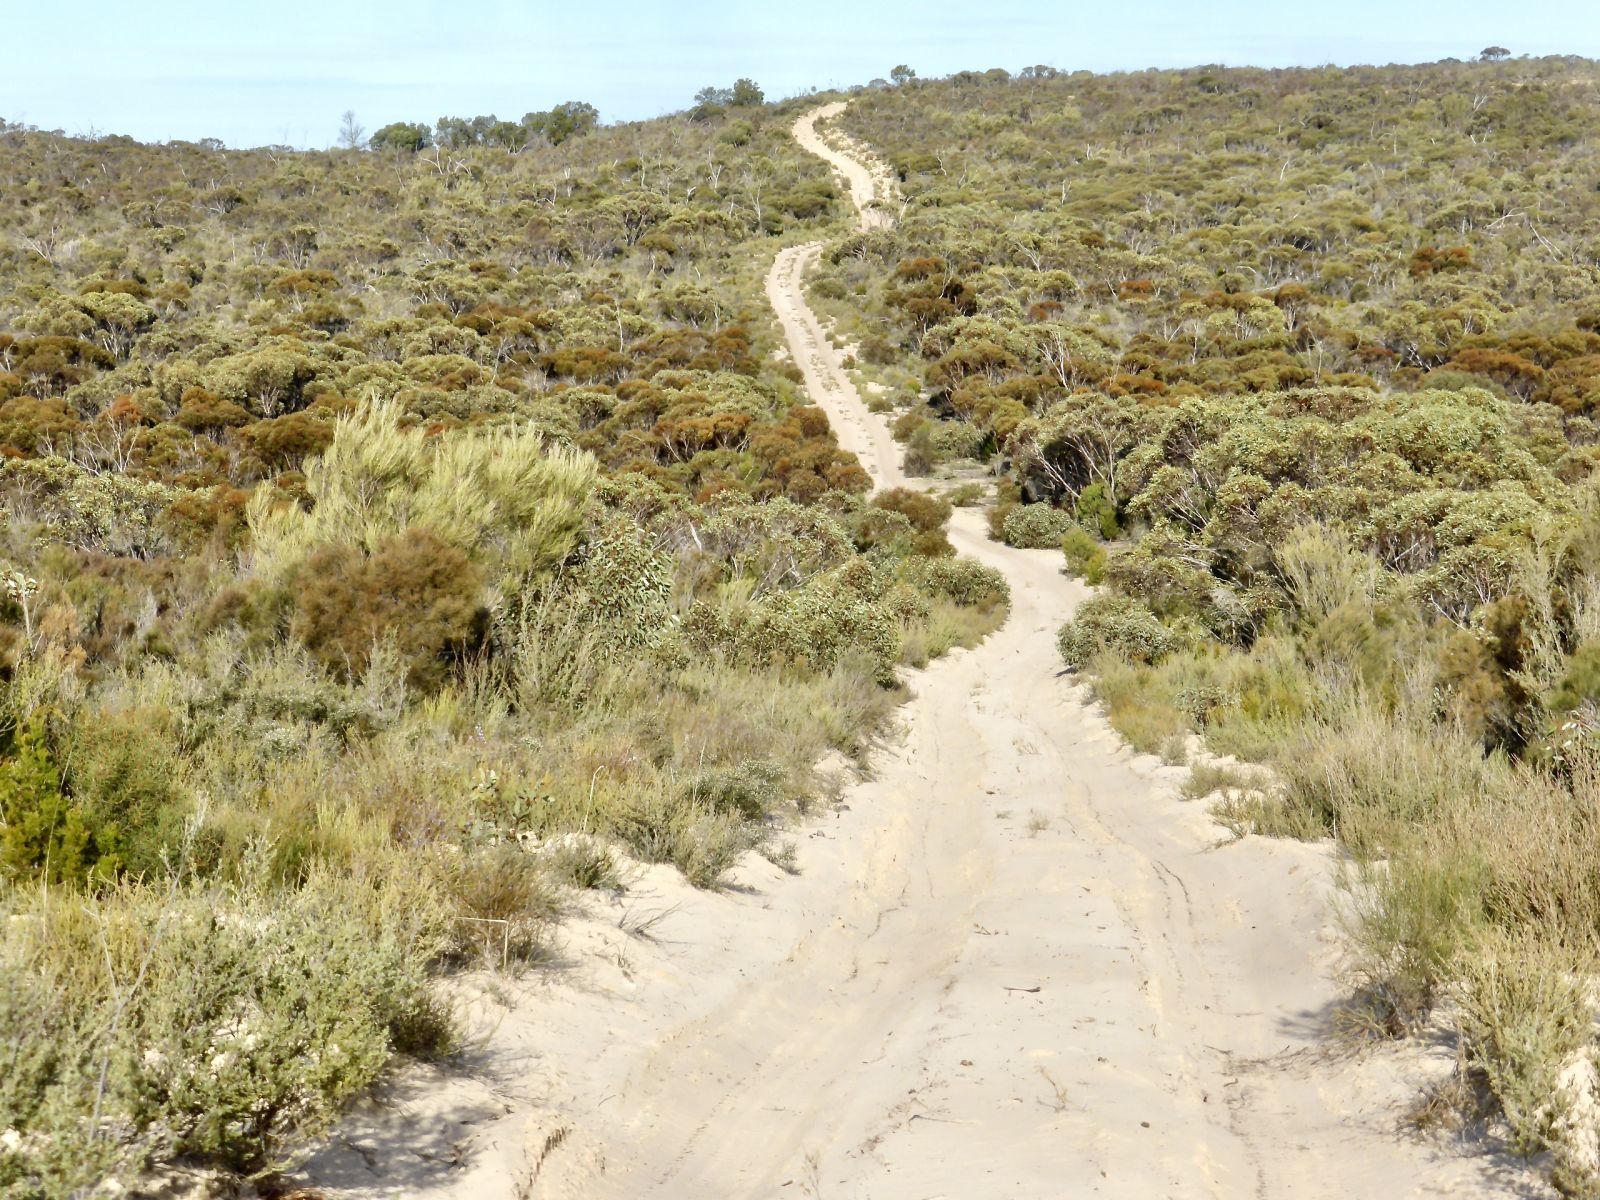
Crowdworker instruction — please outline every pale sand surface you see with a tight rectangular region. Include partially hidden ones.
[301,105,1542,1200]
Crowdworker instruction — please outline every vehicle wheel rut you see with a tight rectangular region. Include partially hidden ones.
[570,102,1527,1200]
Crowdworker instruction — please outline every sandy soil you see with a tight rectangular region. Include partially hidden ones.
[299,106,1542,1200]
[791,102,899,231]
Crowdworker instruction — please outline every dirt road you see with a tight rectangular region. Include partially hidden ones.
[305,105,1532,1200]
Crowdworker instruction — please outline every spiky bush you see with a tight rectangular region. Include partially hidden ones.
[247,399,596,598]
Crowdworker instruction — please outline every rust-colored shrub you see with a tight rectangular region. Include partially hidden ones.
[291,527,485,689]
[872,486,952,534]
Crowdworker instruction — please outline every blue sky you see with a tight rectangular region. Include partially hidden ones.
[4,0,1597,147]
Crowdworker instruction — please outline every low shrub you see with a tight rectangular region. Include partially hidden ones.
[67,707,189,879]
[929,420,986,461]
[1061,527,1107,583]
[1271,711,1499,855]
[945,481,987,507]
[682,758,787,820]
[442,843,558,966]
[0,867,452,1189]
[684,563,902,684]
[1074,482,1120,539]
[872,486,952,534]
[291,527,486,691]
[0,716,116,886]
[903,557,1010,609]
[1002,502,1074,549]
[1454,932,1593,1158]
[1057,594,1181,668]
[609,790,755,889]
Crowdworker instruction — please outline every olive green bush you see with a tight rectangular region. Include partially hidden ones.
[1001,502,1074,549]
[1056,593,1181,668]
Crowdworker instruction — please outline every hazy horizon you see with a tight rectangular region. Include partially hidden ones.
[4,0,1598,148]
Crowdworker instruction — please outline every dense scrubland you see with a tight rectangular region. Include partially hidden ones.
[0,96,1009,1193]
[818,56,1600,1186]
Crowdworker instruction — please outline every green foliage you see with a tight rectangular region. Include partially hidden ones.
[67,708,188,879]
[0,717,114,886]
[929,419,987,460]
[1548,641,1600,713]
[902,556,1010,609]
[872,486,952,534]
[523,100,600,146]
[247,399,596,598]
[1454,932,1593,1157]
[685,560,903,684]
[0,868,452,1187]
[1060,526,1106,583]
[1002,502,1073,548]
[368,121,431,152]
[1057,594,1180,668]
[1075,481,1120,539]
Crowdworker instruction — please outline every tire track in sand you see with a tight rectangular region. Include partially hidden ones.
[580,104,1533,1200]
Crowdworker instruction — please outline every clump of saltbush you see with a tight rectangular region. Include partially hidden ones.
[929,420,987,461]
[1002,502,1074,549]
[0,866,454,1192]
[903,557,1010,609]
[683,560,902,684]
[1057,593,1181,669]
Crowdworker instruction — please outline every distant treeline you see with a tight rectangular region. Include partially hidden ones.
[367,78,769,153]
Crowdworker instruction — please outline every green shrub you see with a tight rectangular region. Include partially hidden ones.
[1074,482,1120,539]
[442,844,558,965]
[1061,527,1107,583]
[684,562,902,684]
[903,557,1010,609]
[872,486,952,534]
[1454,932,1592,1158]
[945,481,987,507]
[0,717,116,886]
[1549,641,1600,713]
[682,758,787,819]
[67,708,188,879]
[929,419,986,461]
[247,399,596,596]
[1002,502,1074,549]
[1057,594,1180,668]
[566,515,673,650]
[0,869,452,1187]
[902,421,938,476]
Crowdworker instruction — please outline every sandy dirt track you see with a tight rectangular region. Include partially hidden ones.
[302,105,1536,1200]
